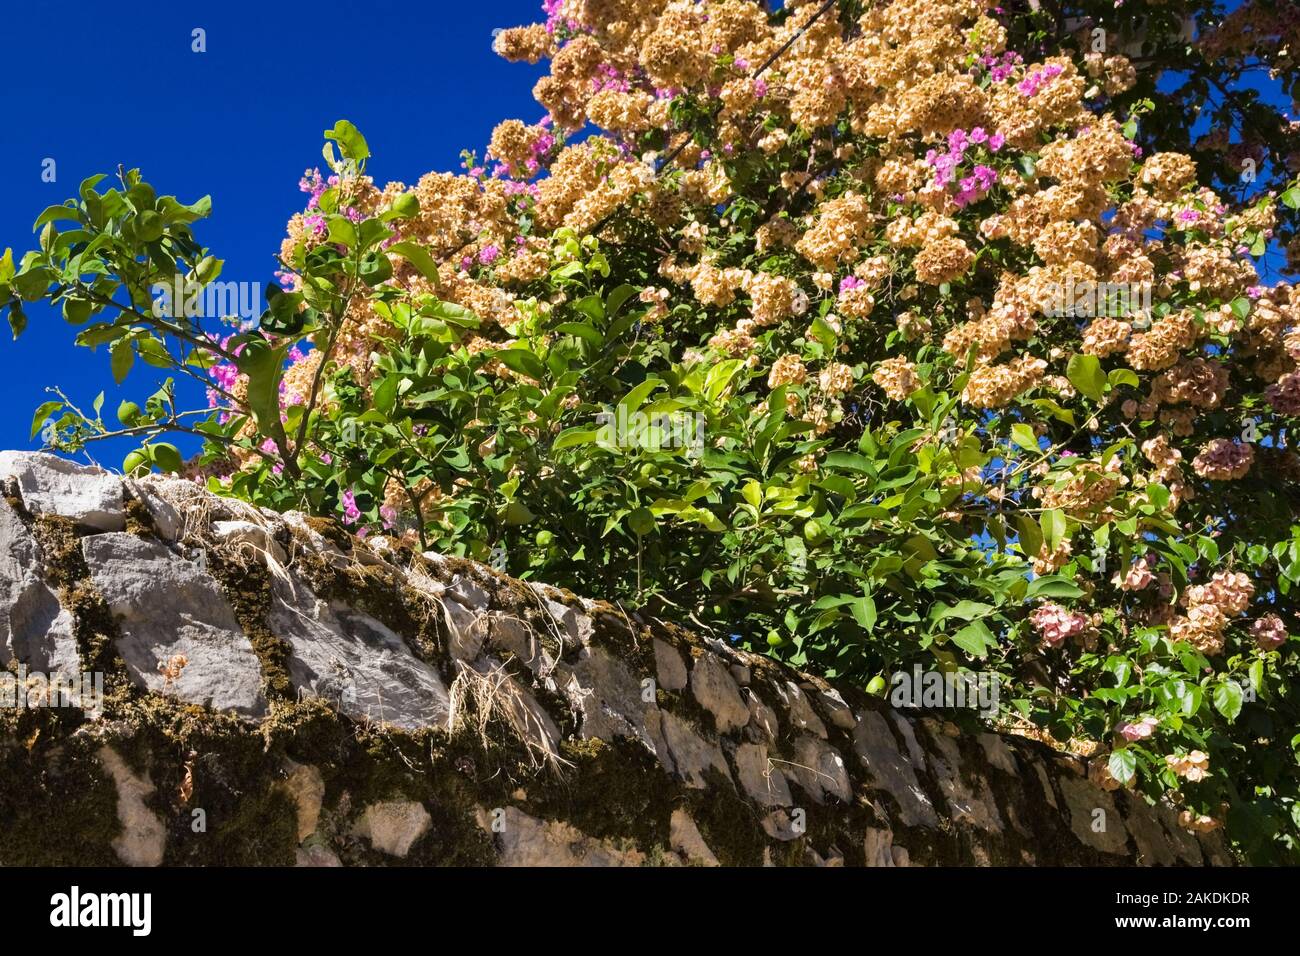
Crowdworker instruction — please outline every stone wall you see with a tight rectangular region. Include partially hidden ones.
[0,452,1232,866]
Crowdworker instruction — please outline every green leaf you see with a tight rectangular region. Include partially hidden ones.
[151,442,182,474]
[30,401,63,440]
[555,322,603,346]
[1026,575,1084,600]
[1108,748,1137,786]
[385,193,420,220]
[704,360,742,402]
[850,593,878,631]
[933,600,993,624]
[32,205,81,230]
[1040,508,1067,551]
[109,338,134,384]
[7,301,27,340]
[823,451,874,473]
[388,241,440,285]
[1107,368,1139,390]
[372,374,400,415]
[950,620,995,658]
[235,341,290,440]
[1010,423,1039,453]
[324,120,370,163]
[553,427,600,450]
[1066,353,1105,401]
[1213,680,1244,722]
[327,217,357,248]
[1016,514,1042,560]
[618,378,662,416]
[1282,187,1300,210]
[496,348,547,382]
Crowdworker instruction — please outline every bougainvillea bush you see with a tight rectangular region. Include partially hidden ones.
[6,0,1300,861]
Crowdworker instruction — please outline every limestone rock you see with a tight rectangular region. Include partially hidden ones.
[927,732,1004,833]
[776,680,828,738]
[486,807,644,866]
[788,735,852,804]
[0,452,124,531]
[124,477,181,540]
[670,809,719,866]
[0,497,79,675]
[653,638,688,691]
[1058,776,1130,856]
[353,800,431,857]
[81,533,266,715]
[98,747,165,867]
[647,708,730,788]
[281,761,325,843]
[851,710,938,827]
[690,652,749,733]
[211,520,286,564]
[732,742,793,807]
[269,575,449,730]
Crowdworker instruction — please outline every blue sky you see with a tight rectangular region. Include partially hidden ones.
[0,0,549,463]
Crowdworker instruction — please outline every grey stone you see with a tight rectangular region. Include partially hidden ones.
[353,800,431,857]
[124,477,181,540]
[690,652,749,733]
[281,761,326,843]
[760,809,803,841]
[486,807,645,866]
[0,452,124,531]
[746,690,780,741]
[653,638,688,691]
[536,593,593,645]
[1125,794,1179,866]
[98,747,165,867]
[486,612,554,676]
[851,710,938,827]
[562,645,655,751]
[776,680,828,738]
[1058,776,1130,855]
[295,845,343,867]
[648,708,730,788]
[928,733,1004,833]
[978,732,1019,774]
[1034,762,1059,809]
[81,533,266,715]
[889,711,928,769]
[812,684,857,730]
[670,809,719,866]
[269,575,450,731]
[732,742,793,807]
[465,656,561,762]
[0,498,79,676]
[863,827,898,867]
[449,573,491,609]
[211,520,286,564]
[788,735,852,804]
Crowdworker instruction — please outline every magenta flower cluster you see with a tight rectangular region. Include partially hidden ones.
[924,128,1004,207]
[1017,63,1065,97]
[977,49,1023,82]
